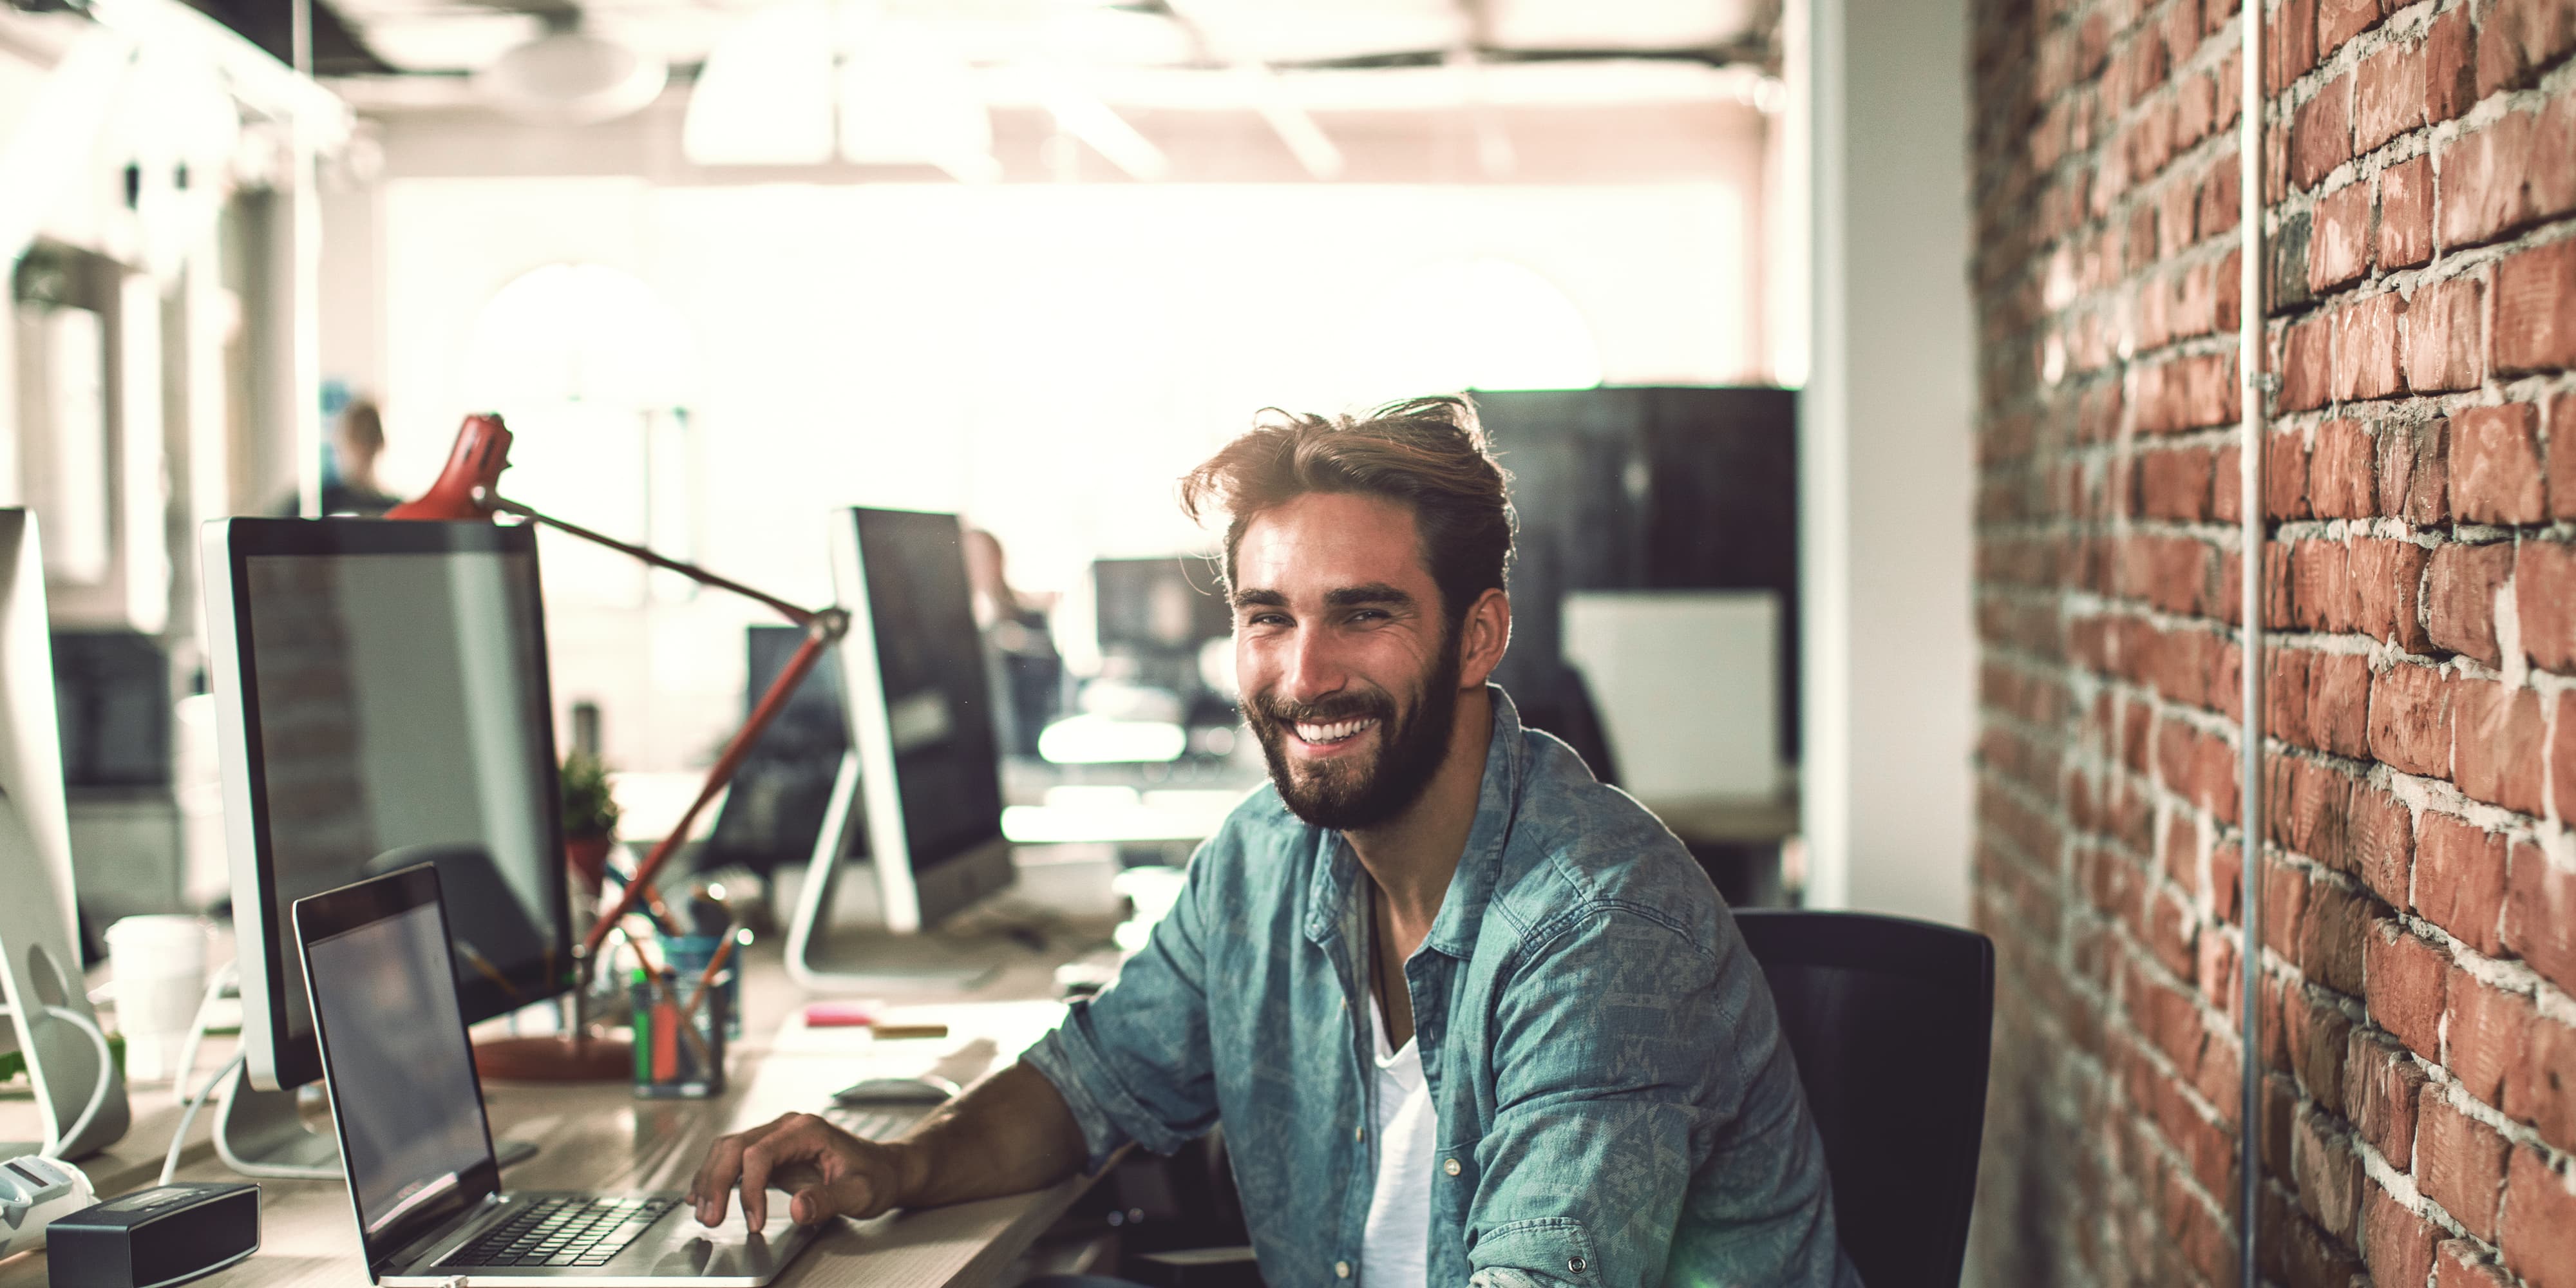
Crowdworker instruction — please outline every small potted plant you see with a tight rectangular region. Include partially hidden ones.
[560,750,621,900]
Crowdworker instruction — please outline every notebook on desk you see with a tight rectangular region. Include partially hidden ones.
[294,865,833,1287]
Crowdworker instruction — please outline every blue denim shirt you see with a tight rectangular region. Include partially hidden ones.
[1024,688,1857,1288]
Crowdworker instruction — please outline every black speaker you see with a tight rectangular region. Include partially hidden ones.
[46,1182,259,1288]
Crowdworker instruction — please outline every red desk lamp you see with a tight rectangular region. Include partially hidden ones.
[393,413,847,1080]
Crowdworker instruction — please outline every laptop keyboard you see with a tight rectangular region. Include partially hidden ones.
[430,1111,903,1271]
[442,1196,681,1269]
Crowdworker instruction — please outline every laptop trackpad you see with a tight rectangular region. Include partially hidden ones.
[631,1191,817,1280]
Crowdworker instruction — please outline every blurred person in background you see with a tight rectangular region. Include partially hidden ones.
[965,527,1063,758]
[275,399,402,518]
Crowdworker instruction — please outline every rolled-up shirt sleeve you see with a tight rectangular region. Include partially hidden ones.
[1021,841,1224,1173]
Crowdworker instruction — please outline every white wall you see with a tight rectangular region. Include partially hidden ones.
[1802,0,1976,925]
[357,177,1763,773]
[375,178,1759,589]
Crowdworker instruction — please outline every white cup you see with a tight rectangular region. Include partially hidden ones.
[105,915,210,1082]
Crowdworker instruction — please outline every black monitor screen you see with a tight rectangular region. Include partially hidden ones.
[746,625,848,735]
[1094,557,1231,652]
[698,627,850,876]
[853,509,1003,871]
[234,527,566,1058]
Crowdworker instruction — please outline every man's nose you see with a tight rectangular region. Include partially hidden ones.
[1278,627,1350,704]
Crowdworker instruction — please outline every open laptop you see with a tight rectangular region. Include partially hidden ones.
[294,865,820,1286]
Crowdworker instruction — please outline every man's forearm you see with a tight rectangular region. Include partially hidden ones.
[887,1061,1090,1209]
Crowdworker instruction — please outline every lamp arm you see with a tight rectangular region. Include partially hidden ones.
[488,498,820,627]
[391,413,851,997]
[578,620,847,967]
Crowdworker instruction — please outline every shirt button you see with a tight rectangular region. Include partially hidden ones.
[1443,1158,1461,1177]
[1335,1262,1351,1279]
[1568,1256,1589,1274]
[1354,1125,1366,1141]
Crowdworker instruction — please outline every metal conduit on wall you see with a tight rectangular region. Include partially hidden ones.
[2236,4,2266,1285]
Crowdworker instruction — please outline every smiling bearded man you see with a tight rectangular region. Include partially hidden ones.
[1238,579,1464,831]
[687,396,1859,1288]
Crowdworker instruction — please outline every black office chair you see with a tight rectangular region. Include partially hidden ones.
[1732,909,1995,1288]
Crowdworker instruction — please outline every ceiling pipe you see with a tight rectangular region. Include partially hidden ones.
[0,26,131,271]
[82,0,348,142]
[1450,0,1513,177]
[1163,0,1343,181]
[1040,76,1169,181]
[1445,48,1515,178]
[289,0,323,517]
[1231,59,1345,180]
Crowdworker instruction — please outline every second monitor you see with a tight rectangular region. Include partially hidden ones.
[790,507,1012,963]
[200,517,572,1173]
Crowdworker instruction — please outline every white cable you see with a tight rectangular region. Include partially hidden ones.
[5,963,244,1166]
[35,1007,113,1160]
[0,1003,117,1160]
[171,963,238,1108]
[162,1052,244,1189]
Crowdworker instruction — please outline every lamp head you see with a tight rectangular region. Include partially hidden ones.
[389,413,513,520]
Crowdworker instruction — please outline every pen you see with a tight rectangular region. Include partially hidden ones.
[646,965,717,1075]
[676,923,744,1032]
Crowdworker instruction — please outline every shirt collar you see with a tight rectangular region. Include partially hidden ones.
[1299,684,1526,960]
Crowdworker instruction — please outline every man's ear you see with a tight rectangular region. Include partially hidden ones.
[1457,588,1511,689]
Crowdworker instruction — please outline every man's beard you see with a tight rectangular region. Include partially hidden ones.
[1242,630,1464,831]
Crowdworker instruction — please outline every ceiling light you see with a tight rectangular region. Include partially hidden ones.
[476,28,668,126]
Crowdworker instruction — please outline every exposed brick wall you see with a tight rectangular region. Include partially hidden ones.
[1967,1,2576,1285]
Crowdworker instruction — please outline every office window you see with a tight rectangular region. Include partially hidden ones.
[459,264,698,608]
[1339,256,1605,403]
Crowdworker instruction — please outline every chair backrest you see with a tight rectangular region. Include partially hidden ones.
[1732,909,1994,1288]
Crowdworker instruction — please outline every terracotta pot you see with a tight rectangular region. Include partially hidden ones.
[565,833,614,900]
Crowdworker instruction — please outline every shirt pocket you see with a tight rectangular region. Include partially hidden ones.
[1436,1130,1486,1195]
[1467,1217,1598,1288]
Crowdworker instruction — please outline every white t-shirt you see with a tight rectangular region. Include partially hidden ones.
[1360,998,1438,1288]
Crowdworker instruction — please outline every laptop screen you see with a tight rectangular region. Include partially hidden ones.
[306,897,498,1254]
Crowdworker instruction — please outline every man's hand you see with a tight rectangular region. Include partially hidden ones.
[688,1113,911,1232]
[685,1064,1086,1235]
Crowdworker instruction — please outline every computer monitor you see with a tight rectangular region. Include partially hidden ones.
[1088,554,1240,739]
[1093,556,1231,654]
[698,626,848,879]
[0,509,129,1159]
[200,518,572,1097]
[814,507,1011,936]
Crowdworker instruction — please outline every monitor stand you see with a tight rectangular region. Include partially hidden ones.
[784,752,998,994]
[211,1066,337,1179]
[211,1063,538,1179]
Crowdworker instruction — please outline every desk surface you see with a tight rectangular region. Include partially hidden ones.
[1637,791,1801,846]
[0,946,1083,1288]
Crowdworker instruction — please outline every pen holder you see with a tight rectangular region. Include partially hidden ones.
[630,969,729,1099]
[658,932,746,1040]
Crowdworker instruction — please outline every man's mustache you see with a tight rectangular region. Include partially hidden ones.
[1245,691,1393,728]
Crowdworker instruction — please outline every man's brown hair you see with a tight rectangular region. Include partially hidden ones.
[1179,395,1515,623]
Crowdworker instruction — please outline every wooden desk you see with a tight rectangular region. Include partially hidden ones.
[1636,792,1801,847]
[0,950,1084,1288]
